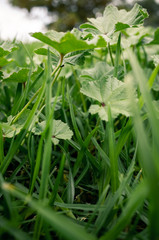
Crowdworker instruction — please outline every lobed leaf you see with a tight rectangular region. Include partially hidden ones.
[31,30,106,55]
[0,42,18,58]
[32,119,73,145]
[80,62,114,81]
[1,110,32,138]
[81,76,133,121]
[81,4,148,36]
[2,68,30,83]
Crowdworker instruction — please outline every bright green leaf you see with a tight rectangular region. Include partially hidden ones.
[0,42,18,58]
[81,76,133,121]
[31,30,106,55]
[64,50,90,66]
[80,62,114,81]
[0,58,14,67]
[32,120,73,145]
[2,68,30,83]
[81,4,148,36]
[1,110,32,138]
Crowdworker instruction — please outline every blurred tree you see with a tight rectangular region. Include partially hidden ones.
[9,0,159,30]
[9,0,111,30]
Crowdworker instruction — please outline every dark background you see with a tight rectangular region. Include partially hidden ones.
[9,0,159,31]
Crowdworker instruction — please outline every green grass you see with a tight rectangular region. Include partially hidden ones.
[0,3,159,240]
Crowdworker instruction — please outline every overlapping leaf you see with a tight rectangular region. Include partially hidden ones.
[80,62,114,81]
[0,42,18,67]
[31,30,106,56]
[32,120,73,145]
[81,76,133,121]
[1,110,31,138]
[2,68,29,83]
[0,42,18,58]
[80,3,148,36]
[35,47,90,66]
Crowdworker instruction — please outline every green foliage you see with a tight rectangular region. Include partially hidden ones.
[0,42,18,57]
[149,28,159,44]
[80,3,148,36]
[32,119,73,145]
[0,3,159,240]
[2,68,29,83]
[81,75,133,121]
[31,30,106,56]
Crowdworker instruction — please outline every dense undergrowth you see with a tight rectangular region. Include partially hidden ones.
[0,3,159,240]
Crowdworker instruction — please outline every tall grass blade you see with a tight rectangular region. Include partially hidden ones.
[1,181,97,240]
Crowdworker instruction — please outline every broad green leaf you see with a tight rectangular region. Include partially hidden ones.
[2,68,30,83]
[81,4,148,36]
[80,62,114,81]
[81,76,133,121]
[32,120,73,145]
[0,42,18,58]
[1,110,31,138]
[34,47,54,56]
[35,47,89,66]
[0,57,13,67]
[64,50,90,66]
[34,47,59,63]
[31,30,106,55]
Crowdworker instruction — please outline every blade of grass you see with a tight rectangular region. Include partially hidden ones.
[67,166,75,204]
[73,126,99,176]
[114,32,121,78]
[1,181,97,240]
[100,180,149,240]
[94,146,137,234]
[108,43,114,66]
[127,49,159,240]
[0,125,4,164]
[107,104,119,193]
[33,49,53,239]
[67,84,83,145]
[49,152,66,205]
[0,81,45,175]
[0,216,31,240]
